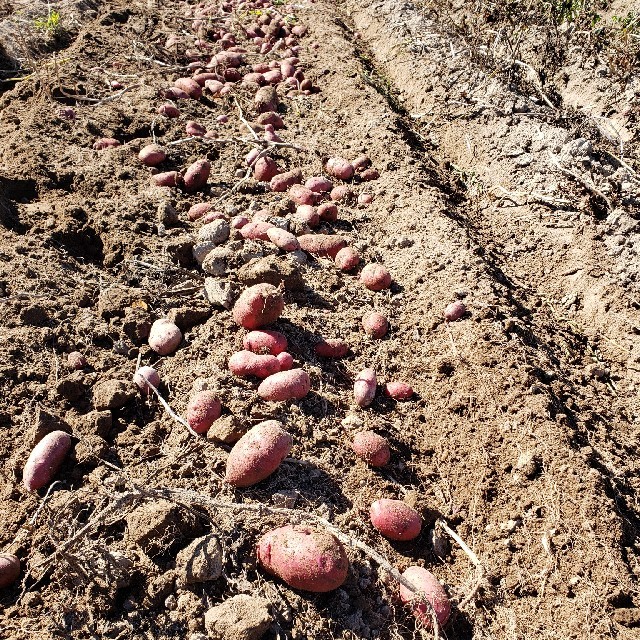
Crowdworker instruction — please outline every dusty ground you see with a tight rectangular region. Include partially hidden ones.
[0,0,639,639]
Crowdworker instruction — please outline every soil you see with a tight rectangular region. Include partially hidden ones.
[0,0,639,639]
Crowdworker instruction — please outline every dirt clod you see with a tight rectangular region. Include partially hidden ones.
[204,595,272,640]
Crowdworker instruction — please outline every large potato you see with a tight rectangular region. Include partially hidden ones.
[258,369,310,401]
[370,499,422,541]
[298,234,347,259]
[232,284,285,329]
[257,525,348,592]
[23,430,72,491]
[228,350,281,378]
[243,330,288,355]
[399,566,451,629]
[225,420,292,486]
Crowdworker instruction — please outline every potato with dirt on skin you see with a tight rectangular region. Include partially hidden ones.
[232,283,285,329]
[186,391,222,434]
[352,431,390,467]
[289,184,316,206]
[183,159,211,193]
[0,553,20,589]
[361,263,392,291]
[240,221,274,241]
[174,77,202,98]
[362,311,389,338]
[93,138,120,150]
[298,234,347,259]
[228,350,281,378]
[334,247,360,271]
[295,205,319,228]
[354,368,377,407]
[253,156,280,182]
[400,566,451,629]
[384,381,414,400]
[267,227,300,252]
[138,144,167,166]
[314,339,349,358]
[225,420,292,486]
[243,329,288,355]
[258,368,310,401]
[270,168,302,192]
[148,319,182,355]
[444,301,466,321]
[317,202,338,222]
[370,498,422,541]
[305,176,333,193]
[257,525,349,592]
[325,157,354,180]
[23,430,72,492]
[133,366,160,394]
[152,171,182,187]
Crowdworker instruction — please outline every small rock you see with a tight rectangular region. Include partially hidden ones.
[158,202,180,226]
[513,450,539,480]
[193,241,218,265]
[93,379,136,410]
[165,595,178,610]
[341,414,363,429]
[197,219,230,245]
[429,527,449,558]
[202,246,235,276]
[271,490,299,508]
[204,279,237,310]
[288,250,308,265]
[204,595,272,640]
[175,534,223,584]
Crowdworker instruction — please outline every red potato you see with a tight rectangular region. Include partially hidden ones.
[317,202,338,222]
[148,319,182,355]
[370,499,422,541]
[399,566,451,629]
[291,24,308,36]
[270,168,302,192]
[289,185,316,206]
[67,351,86,370]
[213,51,244,67]
[23,431,72,492]
[243,72,265,85]
[360,168,380,181]
[300,79,313,92]
[224,68,242,82]
[330,185,353,202]
[334,247,360,271]
[253,62,270,73]
[444,301,466,322]
[358,193,374,205]
[138,144,167,166]
[0,553,20,589]
[352,155,372,171]
[183,159,211,193]
[253,157,280,182]
[295,205,320,228]
[314,339,349,358]
[360,264,392,291]
[253,209,272,222]
[193,72,223,86]
[245,148,261,167]
[325,157,354,180]
[152,171,182,188]
[362,311,389,338]
[258,368,310,401]
[256,111,284,128]
[352,431,390,467]
[133,366,160,394]
[267,227,300,251]
[263,69,283,84]
[186,120,207,137]
[174,77,203,98]
[257,525,348,592]
[157,103,180,118]
[93,138,120,150]
[233,283,285,329]
[225,420,292,486]
[244,330,288,355]
[354,368,377,407]
[204,79,225,95]
[165,87,190,100]
[232,215,249,230]
[186,391,222,433]
[298,234,347,258]
[384,381,414,400]
[188,202,213,221]
[281,62,295,78]
[305,176,333,193]
[276,352,294,371]
[229,350,281,378]
[240,221,274,241]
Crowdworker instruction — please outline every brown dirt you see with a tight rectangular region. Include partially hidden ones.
[0,0,639,639]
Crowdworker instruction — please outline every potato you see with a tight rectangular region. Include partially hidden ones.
[384,381,414,400]
[148,319,182,355]
[243,72,265,85]
[399,566,451,629]
[256,111,284,128]
[157,103,180,118]
[232,283,285,329]
[352,431,390,466]
[174,77,203,98]
[254,157,280,182]
[358,193,373,205]
[263,69,283,84]
[330,185,353,202]
[232,215,249,230]
[186,120,206,137]
[23,430,72,491]
[258,368,310,401]
[138,144,167,166]
[244,330,288,355]
[362,311,389,338]
[295,205,319,228]
[152,171,182,188]
[225,420,292,486]
[165,86,189,100]
[0,553,20,589]
[254,85,278,113]
[186,391,222,434]
[229,350,281,378]
[360,264,392,291]
[257,525,348,592]
[240,221,275,241]
[289,184,316,206]
[444,301,466,321]
[352,155,372,171]
[133,366,160,394]
[204,79,225,95]
[270,168,302,192]
[193,72,223,86]
[354,368,377,407]
[67,351,86,370]
[317,202,338,222]
[370,499,422,541]
[298,234,347,258]
[184,159,211,192]
[267,227,300,252]
[93,138,120,150]
[188,202,213,221]
[360,168,380,181]
[334,247,360,271]
[276,352,294,371]
[325,157,354,180]
[305,176,333,193]
[314,339,348,358]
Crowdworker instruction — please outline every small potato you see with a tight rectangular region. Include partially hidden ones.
[298,234,347,258]
[352,155,372,171]
[240,221,275,241]
[174,77,203,98]
[263,69,283,84]
[0,553,20,589]
[399,566,451,629]
[384,381,414,400]
[256,111,284,129]
[93,138,120,150]
[152,171,182,188]
[185,120,206,137]
[229,350,281,378]
[314,339,348,358]
[352,431,390,466]
[370,499,422,541]
[23,430,72,492]
[325,157,354,180]
[444,301,466,322]
[270,168,302,192]
[334,247,360,271]
[67,351,86,370]
[148,319,182,355]
[295,205,319,228]
[317,202,338,222]
[360,264,392,291]
[204,79,225,95]
[243,72,265,85]
[354,368,376,407]
[358,193,373,205]
[138,144,167,166]
[165,87,190,100]
[360,168,380,181]
[267,227,300,251]
[258,368,310,401]
[305,176,333,193]
[193,72,223,86]
[254,85,278,113]
[157,103,180,118]
[232,283,285,329]
[225,420,292,486]
[243,329,288,355]
[276,352,294,371]
[133,366,160,394]
[253,157,280,182]
[186,391,222,433]
[232,215,249,230]
[257,525,348,592]
[362,311,389,338]
[289,184,316,206]
[330,185,353,202]
[183,159,211,192]
[188,202,213,221]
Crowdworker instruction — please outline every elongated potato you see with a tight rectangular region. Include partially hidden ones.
[298,234,347,259]
[270,168,302,192]
[314,339,348,358]
[174,77,202,98]
[183,159,211,193]
[370,498,422,541]
[243,330,288,355]
[225,420,292,486]
[267,227,300,251]
[258,369,310,401]
[232,284,285,329]
[138,144,167,166]
[228,350,281,378]
[186,391,222,434]
[257,525,348,592]
[399,566,451,629]
[23,430,72,491]
[152,171,182,187]
[240,221,274,241]
[354,368,377,407]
